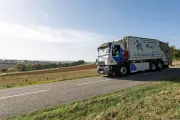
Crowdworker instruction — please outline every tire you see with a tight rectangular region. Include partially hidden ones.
[150,61,157,72]
[157,60,164,70]
[117,64,128,76]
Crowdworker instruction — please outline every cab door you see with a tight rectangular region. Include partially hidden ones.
[112,45,125,63]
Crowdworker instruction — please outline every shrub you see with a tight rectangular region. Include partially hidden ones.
[26,64,32,71]
[1,68,7,73]
[7,68,16,72]
[16,63,26,71]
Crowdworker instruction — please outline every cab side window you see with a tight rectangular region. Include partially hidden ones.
[112,45,120,56]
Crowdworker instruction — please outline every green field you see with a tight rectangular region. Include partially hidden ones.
[5,75,180,120]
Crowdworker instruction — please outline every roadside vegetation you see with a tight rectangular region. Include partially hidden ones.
[5,75,180,120]
[170,45,180,60]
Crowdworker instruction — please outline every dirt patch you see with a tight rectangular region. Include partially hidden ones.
[172,60,180,65]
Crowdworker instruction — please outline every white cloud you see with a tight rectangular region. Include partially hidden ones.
[0,22,116,45]
[0,22,117,61]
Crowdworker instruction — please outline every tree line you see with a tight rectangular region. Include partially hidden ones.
[0,60,86,72]
[169,45,180,60]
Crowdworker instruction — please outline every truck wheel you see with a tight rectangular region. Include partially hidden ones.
[118,65,128,76]
[157,60,164,70]
[150,61,157,72]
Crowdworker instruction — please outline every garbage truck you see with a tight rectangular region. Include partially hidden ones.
[96,36,172,76]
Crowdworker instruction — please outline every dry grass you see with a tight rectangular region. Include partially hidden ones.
[0,68,98,89]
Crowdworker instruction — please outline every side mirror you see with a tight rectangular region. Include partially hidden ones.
[95,59,98,65]
[112,48,116,56]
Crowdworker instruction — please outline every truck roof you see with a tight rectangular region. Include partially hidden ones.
[98,36,167,49]
[113,36,163,43]
[98,42,112,49]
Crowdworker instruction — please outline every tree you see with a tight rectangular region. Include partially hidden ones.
[47,63,57,68]
[31,64,42,70]
[50,63,57,68]
[41,64,49,69]
[57,62,63,68]
[62,63,70,67]
[169,45,180,60]
[16,63,26,71]
[26,64,32,71]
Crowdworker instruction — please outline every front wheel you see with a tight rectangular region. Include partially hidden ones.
[118,65,128,76]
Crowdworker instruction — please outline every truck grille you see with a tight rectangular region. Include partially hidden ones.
[98,61,105,65]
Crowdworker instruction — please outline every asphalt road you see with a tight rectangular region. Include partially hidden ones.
[0,65,180,118]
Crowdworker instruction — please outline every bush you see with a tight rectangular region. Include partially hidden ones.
[1,68,7,73]
[26,64,32,71]
[31,64,42,70]
[16,63,26,71]
[7,68,16,72]
[170,45,180,60]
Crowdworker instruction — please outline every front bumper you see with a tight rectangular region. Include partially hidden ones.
[97,66,113,74]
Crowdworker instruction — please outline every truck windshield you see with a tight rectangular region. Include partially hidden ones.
[98,46,110,56]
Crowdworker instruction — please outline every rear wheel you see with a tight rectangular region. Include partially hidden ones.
[157,60,164,70]
[150,61,157,72]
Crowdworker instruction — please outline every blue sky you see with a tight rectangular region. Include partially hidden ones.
[0,0,180,62]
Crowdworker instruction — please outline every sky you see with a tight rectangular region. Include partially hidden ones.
[0,0,180,62]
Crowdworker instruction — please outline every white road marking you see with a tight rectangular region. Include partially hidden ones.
[77,80,109,86]
[0,89,49,100]
[0,89,40,95]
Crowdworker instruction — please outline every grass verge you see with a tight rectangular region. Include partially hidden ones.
[5,76,180,120]
[0,68,99,89]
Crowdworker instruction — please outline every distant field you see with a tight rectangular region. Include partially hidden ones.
[0,64,96,76]
[0,64,98,89]
[0,63,15,69]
